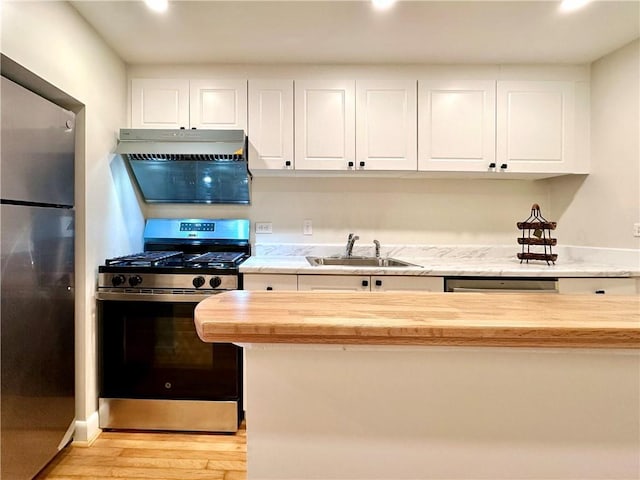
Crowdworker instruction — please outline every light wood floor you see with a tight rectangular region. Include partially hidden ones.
[35,423,246,480]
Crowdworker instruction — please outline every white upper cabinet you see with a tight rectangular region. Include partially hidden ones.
[496,81,575,173]
[130,73,587,178]
[131,78,247,131]
[248,79,294,170]
[356,80,417,171]
[418,80,496,171]
[189,79,247,131]
[131,78,190,129]
[295,80,356,170]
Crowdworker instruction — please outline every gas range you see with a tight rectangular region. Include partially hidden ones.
[97,219,250,300]
[96,218,249,432]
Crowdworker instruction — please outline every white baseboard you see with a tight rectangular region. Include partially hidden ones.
[72,410,101,446]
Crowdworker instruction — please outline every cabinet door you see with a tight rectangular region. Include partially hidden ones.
[356,80,417,171]
[371,276,444,292]
[418,80,496,172]
[248,80,294,170]
[298,275,370,291]
[190,79,247,131]
[243,274,298,291]
[295,80,355,170]
[558,278,638,295]
[131,78,190,129]
[497,81,575,173]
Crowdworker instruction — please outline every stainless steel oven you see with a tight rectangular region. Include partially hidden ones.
[96,218,249,433]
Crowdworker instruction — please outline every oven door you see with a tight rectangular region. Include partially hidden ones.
[97,297,242,432]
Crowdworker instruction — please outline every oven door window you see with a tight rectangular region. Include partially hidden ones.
[99,301,241,401]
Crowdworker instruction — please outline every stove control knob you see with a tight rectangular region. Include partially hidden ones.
[193,276,206,288]
[128,275,142,287]
[112,274,126,287]
[209,276,222,288]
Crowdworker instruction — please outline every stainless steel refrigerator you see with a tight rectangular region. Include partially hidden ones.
[1,75,76,479]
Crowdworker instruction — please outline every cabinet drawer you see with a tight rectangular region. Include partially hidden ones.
[558,278,638,295]
[298,275,369,291]
[243,274,297,291]
[372,276,443,292]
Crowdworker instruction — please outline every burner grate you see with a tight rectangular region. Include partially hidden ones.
[186,252,246,265]
[105,251,184,266]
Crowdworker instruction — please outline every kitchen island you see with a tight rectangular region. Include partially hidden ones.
[195,291,640,480]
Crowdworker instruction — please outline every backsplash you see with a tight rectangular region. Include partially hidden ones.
[254,243,640,268]
[147,176,551,246]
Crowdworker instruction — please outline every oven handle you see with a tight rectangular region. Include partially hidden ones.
[96,291,224,302]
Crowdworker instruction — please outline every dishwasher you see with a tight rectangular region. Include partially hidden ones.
[445,277,558,293]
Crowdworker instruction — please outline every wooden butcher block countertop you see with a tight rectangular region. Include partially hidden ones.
[194,291,640,349]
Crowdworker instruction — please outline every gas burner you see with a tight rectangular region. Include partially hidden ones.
[105,251,184,267]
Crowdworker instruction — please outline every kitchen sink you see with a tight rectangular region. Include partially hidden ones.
[306,256,421,268]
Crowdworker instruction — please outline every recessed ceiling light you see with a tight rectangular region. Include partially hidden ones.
[144,0,168,13]
[559,0,591,12]
[372,0,396,11]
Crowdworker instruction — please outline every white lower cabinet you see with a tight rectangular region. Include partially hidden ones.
[244,273,444,292]
[558,277,638,295]
[298,275,444,292]
[243,274,298,291]
[244,274,635,294]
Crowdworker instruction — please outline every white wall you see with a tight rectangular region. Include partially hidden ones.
[1,1,143,442]
[550,39,640,250]
[131,64,589,247]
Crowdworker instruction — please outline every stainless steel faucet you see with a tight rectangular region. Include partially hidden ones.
[345,233,359,257]
[373,239,381,258]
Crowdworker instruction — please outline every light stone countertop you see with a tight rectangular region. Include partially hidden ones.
[240,244,640,277]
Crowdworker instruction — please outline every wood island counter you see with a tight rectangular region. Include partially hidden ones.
[195,291,640,480]
[195,291,640,348]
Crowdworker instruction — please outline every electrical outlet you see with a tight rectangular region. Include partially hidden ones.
[255,222,272,234]
[303,219,313,235]
[634,223,640,238]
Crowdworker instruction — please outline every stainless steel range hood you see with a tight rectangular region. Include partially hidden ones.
[116,129,250,204]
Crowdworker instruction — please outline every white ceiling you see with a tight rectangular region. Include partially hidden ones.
[70,0,640,65]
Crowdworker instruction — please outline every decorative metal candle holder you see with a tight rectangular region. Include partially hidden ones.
[517,203,557,265]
